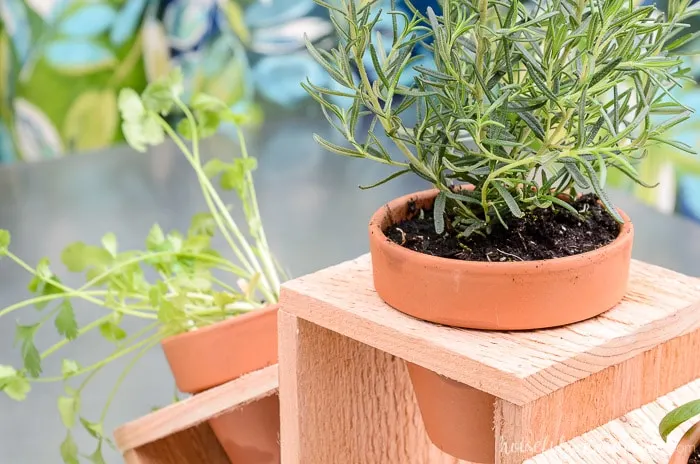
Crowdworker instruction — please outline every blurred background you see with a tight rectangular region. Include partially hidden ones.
[2,0,700,221]
[2,0,700,462]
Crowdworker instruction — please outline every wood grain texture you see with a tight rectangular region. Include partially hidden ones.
[281,254,700,405]
[526,379,700,463]
[278,310,468,464]
[495,329,700,463]
[121,423,229,464]
[114,365,278,453]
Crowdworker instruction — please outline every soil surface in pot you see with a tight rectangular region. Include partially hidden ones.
[690,447,700,464]
[386,194,619,262]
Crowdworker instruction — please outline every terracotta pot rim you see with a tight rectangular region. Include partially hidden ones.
[161,304,280,346]
[670,421,700,463]
[369,188,634,274]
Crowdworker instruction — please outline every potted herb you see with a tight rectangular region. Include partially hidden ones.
[661,400,700,464]
[305,0,699,460]
[0,69,283,464]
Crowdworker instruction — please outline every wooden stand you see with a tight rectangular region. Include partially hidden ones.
[278,255,700,463]
[114,365,278,464]
[527,378,700,463]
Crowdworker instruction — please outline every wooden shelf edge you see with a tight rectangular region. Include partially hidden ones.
[281,254,700,405]
[526,378,700,463]
[114,364,279,453]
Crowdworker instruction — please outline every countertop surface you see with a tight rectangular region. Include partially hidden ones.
[1,107,700,463]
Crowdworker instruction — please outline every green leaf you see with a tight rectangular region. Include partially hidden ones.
[433,192,447,234]
[101,233,117,257]
[27,259,63,309]
[157,300,187,326]
[58,395,80,428]
[60,433,79,464]
[202,159,228,179]
[542,195,582,217]
[518,112,546,140]
[189,213,216,237]
[15,323,41,377]
[121,114,165,153]
[313,134,365,157]
[117,89,145,123]
[523,61,557,101]
[61,359,80,378]
[579,159,623,223]
[3,373,30,401]
[659,400,700,441]
[220,159,258,191]
[87,445,107,464]
[55,300,79,340]
[563,162,590,189]
[99,320,126,343]
[359,169,411,190]
[0,229,10,254]
[142,68,184,114]
[589,58,622,87]
[0,365,17,380]
[80,417,104,439]
[61,242,113,273]
[219,0,249,43]
[146,224,166,251]
[63,90,118,151]
[494,182,524,218]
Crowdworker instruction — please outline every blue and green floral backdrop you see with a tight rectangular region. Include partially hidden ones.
[0,0,341,162]
[3,0,700,223]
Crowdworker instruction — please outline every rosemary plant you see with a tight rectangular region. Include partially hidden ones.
[0,69,282,463]
[306,0,700,235]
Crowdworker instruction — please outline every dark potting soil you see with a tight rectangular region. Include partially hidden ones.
[690,447,700,464]
[385,194,619,262]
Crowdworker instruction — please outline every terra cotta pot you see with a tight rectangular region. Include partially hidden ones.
[161,305,280,464]
[369,188,634,330]
[670,422,700,464]
[407,362,496,463]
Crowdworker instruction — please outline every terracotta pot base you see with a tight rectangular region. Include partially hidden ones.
[407,362,495,463]
[209,394,280,464]
[369,189,634,330]
[670,423,700,464]
[161,306,280,463]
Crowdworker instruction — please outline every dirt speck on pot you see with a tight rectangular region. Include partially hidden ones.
[386,194,619,262]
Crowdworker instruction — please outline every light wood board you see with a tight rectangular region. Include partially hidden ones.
[278,310,465,464]
[279,255,700,462]
[281,254,700,405]
[527,378,700,463]
[114,364,278,462]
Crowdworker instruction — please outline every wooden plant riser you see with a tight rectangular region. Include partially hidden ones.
[526,378,700,463]
[278,255,700,464]
[114,365,278,464]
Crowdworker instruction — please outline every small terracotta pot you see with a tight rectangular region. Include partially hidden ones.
[670,422,700,464]
[369,188,634,330]
[407,362,496,463]
[161,305,280,464]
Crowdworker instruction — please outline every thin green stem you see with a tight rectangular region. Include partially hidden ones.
[4,252,155,319]
[156,118,267,294]
[0,291,110,319]
[235,127,281,297]
[99,335,163,423]
[32,325,162,383]
[41,315,113,359]
[159,107,276,303]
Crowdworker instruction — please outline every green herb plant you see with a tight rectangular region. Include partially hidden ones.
[0,68,282,463]
[659,399,700,444]
[306,0,700,236]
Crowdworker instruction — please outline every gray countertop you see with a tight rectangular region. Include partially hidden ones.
[1,107,700,463]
